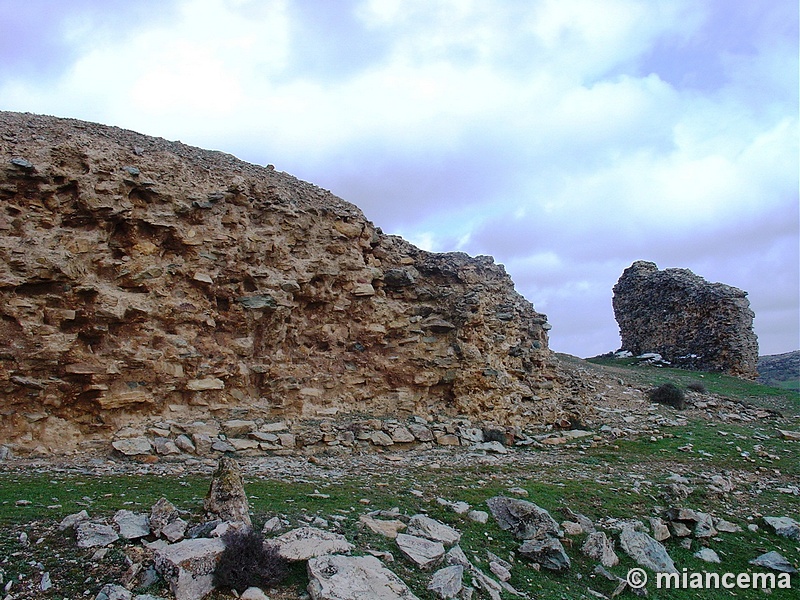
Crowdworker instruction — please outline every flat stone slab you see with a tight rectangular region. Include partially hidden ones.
[76,522,119,548]
[619,526,677,573]
[267,527,354,561]
[307,554,420,600]
[112,437,152,456]
[396,533,446,569]
[154,537,226,600]
[407,515,461,545]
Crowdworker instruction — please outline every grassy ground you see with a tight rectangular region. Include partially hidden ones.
[1,361,798,599]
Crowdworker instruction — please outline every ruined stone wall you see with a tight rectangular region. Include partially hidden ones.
[612,261,758,378]
[0,112,588,454]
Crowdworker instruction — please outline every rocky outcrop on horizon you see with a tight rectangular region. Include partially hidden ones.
[612,260,759,379]
[0,111,588,455]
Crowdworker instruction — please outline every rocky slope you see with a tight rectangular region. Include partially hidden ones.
[612,261,759,379]
[0,112,589,455]
[758,351,800,390]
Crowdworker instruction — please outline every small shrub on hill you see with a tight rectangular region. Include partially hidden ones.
[214,529,288,593]
[648,383,686,410]
[686,381,707,393]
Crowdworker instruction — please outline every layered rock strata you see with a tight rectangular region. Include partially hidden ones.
[612,261,758,378]
[0,112,588,454]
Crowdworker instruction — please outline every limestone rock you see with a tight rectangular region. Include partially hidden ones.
[240,588,270,600]
[307,554,420,600]
[396,533,446,569]
[612,261,758,378]
[77,522,119,548]
[518,537,571,572]
[407,515,461,545]
[154,537,226,600]
[267,527,354,561]
[0,111,585,455]
[95,584,132,600]
[486,496,561,540]
[113,510,150,540]
[763,516,800,541]
[581,531,619,568]
[749,551,798,574]
[619,526,677,573]
[428,565,464,599]
[204,456,251,527]
[694,548,721,563]
[59,509,90,531]
[360,515,406,539]
[112,438,153,456]
[150,498,180,538]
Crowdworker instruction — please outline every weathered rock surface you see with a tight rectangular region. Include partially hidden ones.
[204,456,251,527]
[76,521,119,548]
[113,509,150,539]
[612,261,758,378]
[518,537,571,572]
[0,111,589,455]
[396,533,446,569]
[407,514,461,545]
[153,537,226,600]
[486,496,561,540]
[428,565,464,599]
[581,531,619,567]
[749,551,798,574]
[307,554,421,600]
[763,516,800,541]
[619,526,677,573]
[266,526,354,561]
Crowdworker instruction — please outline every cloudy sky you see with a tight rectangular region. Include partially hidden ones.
[2,0,798,358]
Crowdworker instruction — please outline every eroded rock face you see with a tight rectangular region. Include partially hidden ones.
[0,112,587,454]
[612,261,758,378]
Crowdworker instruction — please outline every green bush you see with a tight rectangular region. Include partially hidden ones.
[648,383,686,410]
[214,529,288,593]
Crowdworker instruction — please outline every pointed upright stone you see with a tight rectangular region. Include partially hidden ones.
[204,456,251,527]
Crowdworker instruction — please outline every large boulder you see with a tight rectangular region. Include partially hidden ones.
[486,496,561,540]
[154,537,227,600]
[612,261,758,378]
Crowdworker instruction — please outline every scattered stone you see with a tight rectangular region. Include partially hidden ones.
[428,565,464,599]
[262,516,286,534]
[396,533,446,569]
[518,537,571,572]
[669,522,692,537]
[154,537,226,600]
[507,487,528,497]
[153,437,180,455]
[778,429,800,441]
[694,548,721,563]
[470,441,508,454]
[240,587,270,600]
[77,522,120,548]
[619,526,677,573]
[714,518,742,533]
[307,554,420,600]
[561,521,584,536]
[40,571,52,591]
[174,435,196,454]
[489,561,511,582]
[267,527,354,561]
[161,518,188,543]
[113,510,150,540]
[581,531,619,568]
[150,498,180,538]
[749,551,798,574]
[95,584,132,600]
[112,437,153,456]
[407,515,461,545]
[204,456,252,527]
[694,512,717,538]
[648,517,670,542]
[371,431,395,446]
[360,515,406,539]
[486,496,561,540]
[390,426,416,443]
[763,516,800,541]
[468,510,489,524]
[59,509,90,531]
